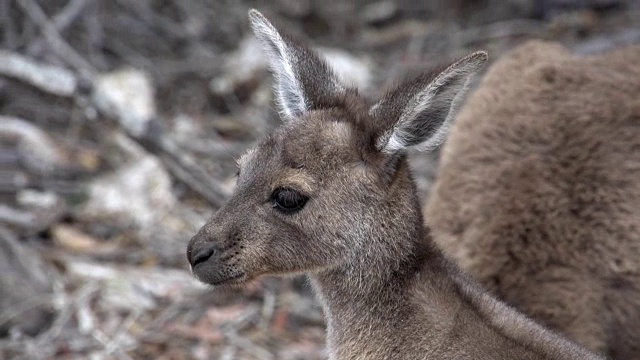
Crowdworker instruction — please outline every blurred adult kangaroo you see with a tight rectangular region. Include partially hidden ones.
[426,41,640,359]
[187,10,604,360]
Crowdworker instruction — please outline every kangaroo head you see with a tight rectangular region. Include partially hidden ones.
[187,10,487,286]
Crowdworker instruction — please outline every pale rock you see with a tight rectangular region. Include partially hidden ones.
[319,47,374,94]
[79,137,174,229]
[93,69,156,138]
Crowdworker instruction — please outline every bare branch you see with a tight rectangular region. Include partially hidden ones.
[16,0,96,74]
[52,0,92,31]
[26,0,93,55]
[0,51,77,96]
[153,134,231,209]
[0,205,36,228]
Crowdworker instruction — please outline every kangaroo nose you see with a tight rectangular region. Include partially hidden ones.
[188,244,217,267]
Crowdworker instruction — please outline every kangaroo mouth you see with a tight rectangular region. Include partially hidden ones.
[192,264,246,286]
[209,272,246,286]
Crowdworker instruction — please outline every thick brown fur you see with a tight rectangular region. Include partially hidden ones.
[426,40,640,359]
[187,12,604,360]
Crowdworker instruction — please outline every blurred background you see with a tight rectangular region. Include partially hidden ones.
[1,0,639,359]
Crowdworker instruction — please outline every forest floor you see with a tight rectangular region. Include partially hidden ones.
[1,1,639,359]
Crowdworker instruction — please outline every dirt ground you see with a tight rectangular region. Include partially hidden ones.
[1,0,639,359]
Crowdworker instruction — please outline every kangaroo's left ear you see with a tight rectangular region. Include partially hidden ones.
[371,51,488,154]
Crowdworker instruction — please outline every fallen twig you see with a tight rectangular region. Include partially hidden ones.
[16,0,96,74]
[259,290,276,330]
[0,51,77,96]
[0,205,36,229]
[154,137,230,209]
[100,310,141,360]
[35,281,101,344]
[26,0,92,55]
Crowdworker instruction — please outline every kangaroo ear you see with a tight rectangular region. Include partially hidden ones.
[249,10,344,122]
[371,52,488,154]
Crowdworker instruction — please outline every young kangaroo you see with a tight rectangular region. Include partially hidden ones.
[187,11,603,360]
[425,41,640,359]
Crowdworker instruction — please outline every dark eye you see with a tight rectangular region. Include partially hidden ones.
[272,188,308,213]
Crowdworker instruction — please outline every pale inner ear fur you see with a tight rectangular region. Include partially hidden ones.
[376,52,488,154]
[249,10,347,123]
[249,10,307,120]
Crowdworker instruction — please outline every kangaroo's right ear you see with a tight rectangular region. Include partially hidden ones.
[249,10,345,122]
[371,52,487,154]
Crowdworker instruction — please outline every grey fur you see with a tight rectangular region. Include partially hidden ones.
[187,13,604,360]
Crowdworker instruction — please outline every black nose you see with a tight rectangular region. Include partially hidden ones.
[189,244,216,267]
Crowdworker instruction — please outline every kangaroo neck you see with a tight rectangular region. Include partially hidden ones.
[307,226,465,359]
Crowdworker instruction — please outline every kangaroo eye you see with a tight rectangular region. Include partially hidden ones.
[272,188,308,213]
